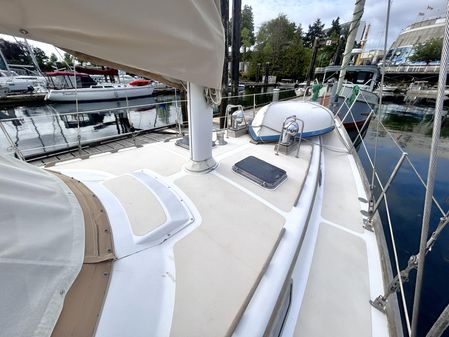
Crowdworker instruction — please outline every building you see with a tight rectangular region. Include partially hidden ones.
[385,17,446,65]
[359,49,384,65]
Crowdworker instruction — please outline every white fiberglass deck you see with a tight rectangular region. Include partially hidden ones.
[46,124,388,337]
[288,129,388,337]
[47,133,311,337]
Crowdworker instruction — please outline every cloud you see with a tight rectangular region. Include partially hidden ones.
[241,0,447,50]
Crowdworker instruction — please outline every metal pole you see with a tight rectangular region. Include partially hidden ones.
[410,3,449,337]
[371,152,407,214]
[336,0,365,94]
[370,0,391,216]
[306,38,319,86]
[73,61,81,155]
[219,0,229,129]
[427,304,449,337]
[231,0,241,99]
[253,93,256,118]
[0,120,24,160]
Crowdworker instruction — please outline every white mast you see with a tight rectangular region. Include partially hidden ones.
[336,0,366,93]
[185,83,217,172]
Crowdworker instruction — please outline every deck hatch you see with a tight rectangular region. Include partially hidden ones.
[232,156,287,189]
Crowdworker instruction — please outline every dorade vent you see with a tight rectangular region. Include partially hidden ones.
[232,156,287,189]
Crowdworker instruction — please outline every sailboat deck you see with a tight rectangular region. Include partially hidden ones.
[44,124,389,337]
[47,133,315,337]
[290,129,388,337]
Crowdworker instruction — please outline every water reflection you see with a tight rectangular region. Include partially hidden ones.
[0,87,296,158]
[356,102,449,337]
[377,103,449,138]
[0,95,180,157]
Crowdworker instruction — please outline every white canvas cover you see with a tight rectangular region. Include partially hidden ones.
[0,0,225,89]
[251,101,335,138]
[0,155,84,337]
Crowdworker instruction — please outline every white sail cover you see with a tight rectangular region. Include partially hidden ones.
[0,0,225,89]
[0,155,84,337]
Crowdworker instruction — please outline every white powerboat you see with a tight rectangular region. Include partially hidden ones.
[0,69,47,93]
[0,1,412,337]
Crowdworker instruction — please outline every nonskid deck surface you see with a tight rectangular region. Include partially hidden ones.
[47,133,315,337]
[45,124,389,337]
[291,129,388,337]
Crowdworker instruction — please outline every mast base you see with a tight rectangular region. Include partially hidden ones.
[185,157,218,173]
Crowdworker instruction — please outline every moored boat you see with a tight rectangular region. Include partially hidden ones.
[45,71,154,102]
[316,65,380,130]
[45,83,154,102]
[0,69,47,93]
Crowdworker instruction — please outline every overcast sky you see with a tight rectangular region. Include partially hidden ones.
[240,0,446,50]
[1,0,447,58]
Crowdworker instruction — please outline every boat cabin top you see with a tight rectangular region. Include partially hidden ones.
[46,71,97,89]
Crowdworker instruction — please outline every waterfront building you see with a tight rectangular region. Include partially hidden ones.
[386,17,446,65]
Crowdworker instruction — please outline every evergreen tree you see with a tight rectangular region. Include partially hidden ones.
[48,53,59,70]
[0,39,31,65]
[241,5,255,46]
[32,47,52,71]
[63,52,74,67]
[303,18,325,48]
[319,17,344,66]
[250,15,308,80]
[327,17,341,37]
[229,4,255,58]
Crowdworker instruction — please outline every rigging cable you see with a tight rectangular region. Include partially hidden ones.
[370,0,390,202]
[410,2,449,337]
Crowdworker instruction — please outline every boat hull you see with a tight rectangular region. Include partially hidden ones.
[45,85,154,102]
[332,86,378,129]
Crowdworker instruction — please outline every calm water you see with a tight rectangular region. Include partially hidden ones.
[1,89,447,335]
[0,95,180,157]
[0,87,295,157]
[357,102,449,337]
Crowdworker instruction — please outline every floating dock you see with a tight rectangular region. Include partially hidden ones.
[0,93,46,107]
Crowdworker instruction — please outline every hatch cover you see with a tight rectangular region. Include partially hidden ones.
[232,156,287,189]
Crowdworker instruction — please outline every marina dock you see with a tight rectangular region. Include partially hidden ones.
[0,92,46,106]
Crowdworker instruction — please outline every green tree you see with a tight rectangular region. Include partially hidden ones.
[319,17,344,67]
[241,5,255,47]
[303,18,325,48]
[229,5,255,55]
[47,53,59,70]
[409,38,443,64]
[282,27,310,79]
[327,17,341,37]
[0,39,31,65]
[63,52,74,67]
[32,47,52,71]
[241,27,252,61]
[249,15,309,80]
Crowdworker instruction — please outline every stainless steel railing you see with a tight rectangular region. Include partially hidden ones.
[0,88,298,159]
[337,87,449,337]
